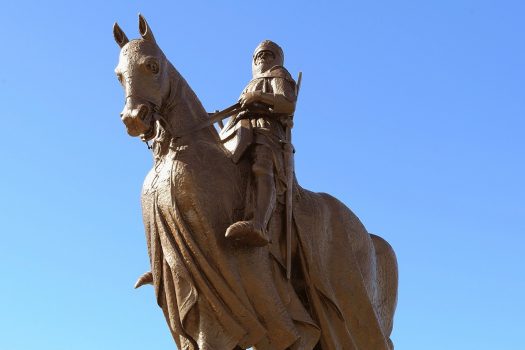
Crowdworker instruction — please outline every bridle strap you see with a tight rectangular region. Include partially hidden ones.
[132,85,243,144]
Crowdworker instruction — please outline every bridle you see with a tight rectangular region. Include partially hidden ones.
[123,88,175,148]
[123,73,245,150]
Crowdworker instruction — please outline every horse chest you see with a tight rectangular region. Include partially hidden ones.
[142,157,173,196]
[141,151,207,212]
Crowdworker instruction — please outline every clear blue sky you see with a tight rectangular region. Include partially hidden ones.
[1,1,523,349]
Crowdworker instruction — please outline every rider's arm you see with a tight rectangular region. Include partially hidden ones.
[269,77,297,115]
[240,77,297,115]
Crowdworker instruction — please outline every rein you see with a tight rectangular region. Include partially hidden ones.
[170,102,243,138]
[136,90,244,148]
[128,70,245,150]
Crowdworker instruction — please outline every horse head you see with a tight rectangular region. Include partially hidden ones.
[113,15,172,141]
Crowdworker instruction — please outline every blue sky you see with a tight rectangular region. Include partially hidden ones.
[0,1,523,349]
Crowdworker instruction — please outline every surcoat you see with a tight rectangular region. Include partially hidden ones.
[220,66,297,164]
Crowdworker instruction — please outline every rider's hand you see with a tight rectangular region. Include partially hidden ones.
[236,110,250,120]
[239,91,262,107]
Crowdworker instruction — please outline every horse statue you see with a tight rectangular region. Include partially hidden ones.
[113,15,398,350]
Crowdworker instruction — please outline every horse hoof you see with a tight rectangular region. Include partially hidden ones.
[225,221,269,247]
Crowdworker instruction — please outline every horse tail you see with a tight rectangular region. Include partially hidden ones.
[370,233,398,347]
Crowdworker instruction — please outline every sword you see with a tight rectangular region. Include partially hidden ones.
[285,71,302,280]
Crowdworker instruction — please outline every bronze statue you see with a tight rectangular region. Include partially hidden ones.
[114,15,398,350]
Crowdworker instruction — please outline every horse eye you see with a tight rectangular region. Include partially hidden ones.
[146,61,159,74]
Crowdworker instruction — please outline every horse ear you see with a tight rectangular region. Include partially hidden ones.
[138,14,156,42]
[113,22,129,48]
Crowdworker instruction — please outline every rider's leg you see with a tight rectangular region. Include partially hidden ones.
[251,145,276,236]
[225,145,275,246]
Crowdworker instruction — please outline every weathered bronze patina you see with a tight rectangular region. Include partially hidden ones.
[114,15,398,350]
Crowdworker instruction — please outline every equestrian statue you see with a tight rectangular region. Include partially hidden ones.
[113,15,398,350]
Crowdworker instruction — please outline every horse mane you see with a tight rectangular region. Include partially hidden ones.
[159,58,233,159]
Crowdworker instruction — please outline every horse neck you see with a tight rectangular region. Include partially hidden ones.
[166,64,222,142]
[151,63,219,160]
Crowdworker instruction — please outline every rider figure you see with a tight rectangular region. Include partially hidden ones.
[224,40,297,247]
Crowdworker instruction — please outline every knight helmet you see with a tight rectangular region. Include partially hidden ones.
[252,40,284,76]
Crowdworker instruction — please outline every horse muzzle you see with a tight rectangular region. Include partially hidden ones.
[121,104,154,138]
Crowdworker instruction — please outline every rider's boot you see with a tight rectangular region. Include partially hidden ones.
[225,172,274,247]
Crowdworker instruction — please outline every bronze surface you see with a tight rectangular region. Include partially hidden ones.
[114,15,398,350]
